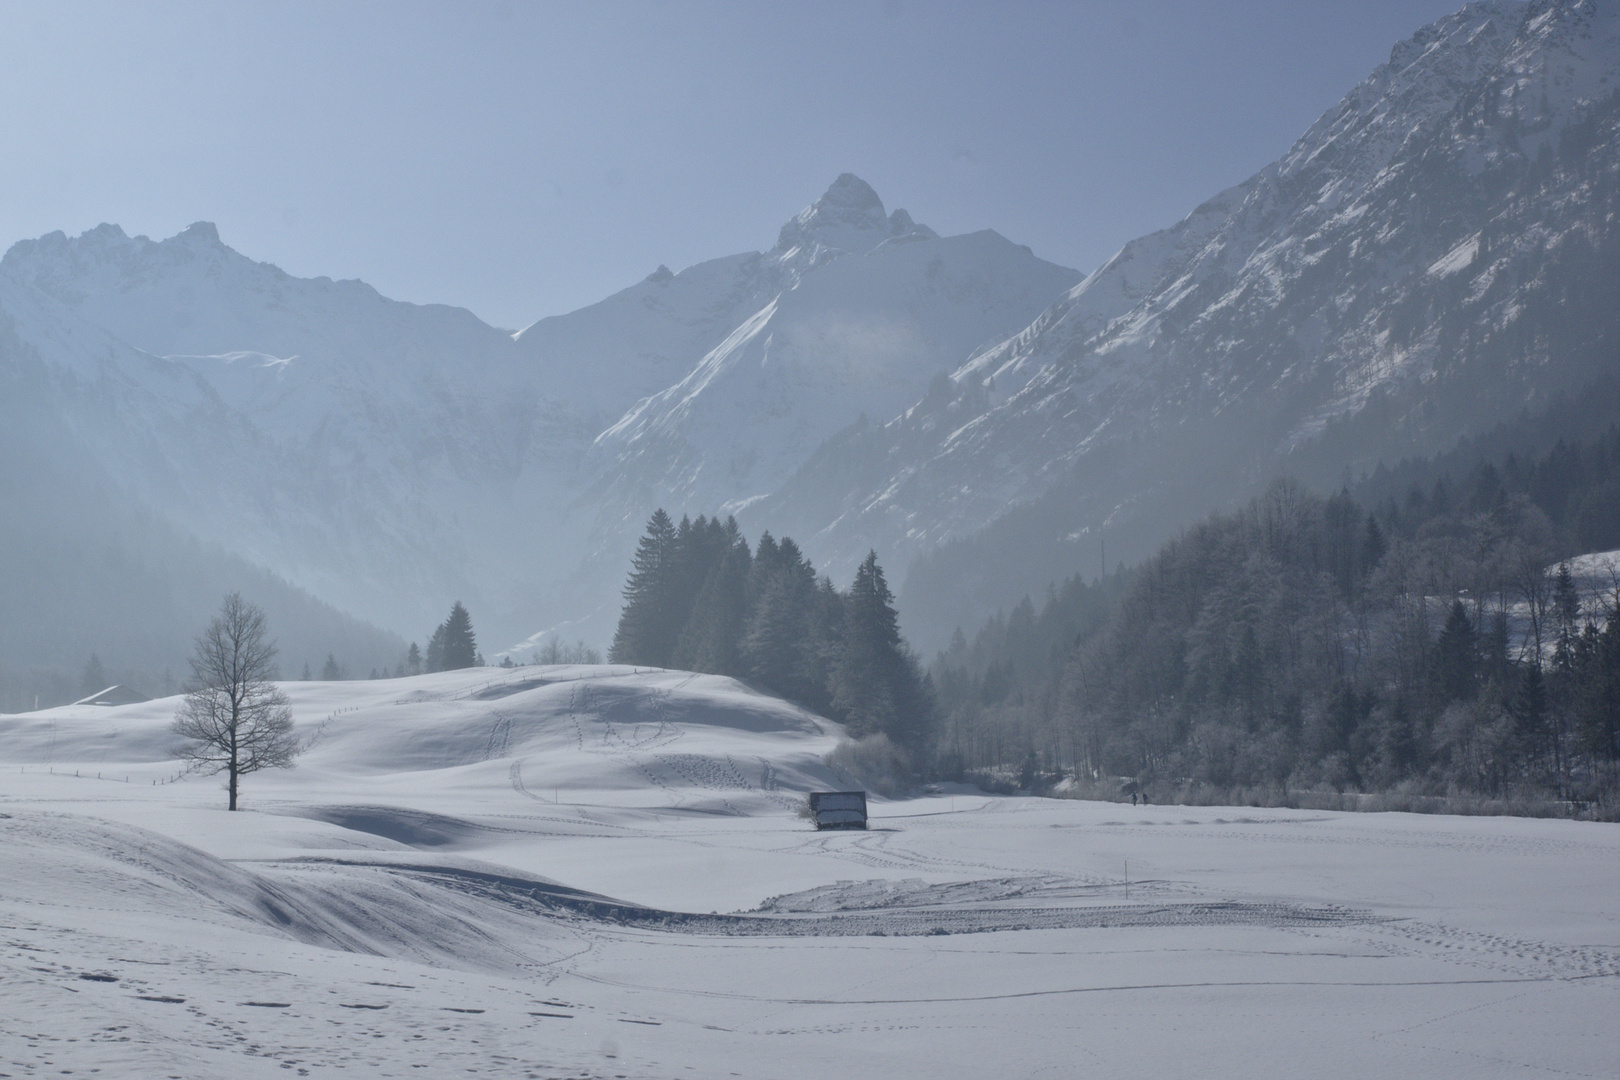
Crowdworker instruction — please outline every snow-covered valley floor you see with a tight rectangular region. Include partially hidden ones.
[2,666,1616,1078]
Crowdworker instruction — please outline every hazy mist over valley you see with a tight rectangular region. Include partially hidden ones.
[2,3,1617,1078]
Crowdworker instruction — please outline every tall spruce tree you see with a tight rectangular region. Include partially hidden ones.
[425,624,447,673]
[440,602,478,670]
[1433,600,1478,704]
[833,551,933,752]
[742,535,819,700]
[610,510,680,666]
[81,653,107,695]
[676,521,752,676]
[1573,614,1620,765]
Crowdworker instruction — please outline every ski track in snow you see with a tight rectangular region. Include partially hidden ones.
[1,665,1616,1079]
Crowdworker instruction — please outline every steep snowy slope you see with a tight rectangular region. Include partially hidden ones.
[755,0,1620,634]
[590,219,1080,521]
[513,173,946,425]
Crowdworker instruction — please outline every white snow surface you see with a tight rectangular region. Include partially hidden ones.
[2,666,1615,1078]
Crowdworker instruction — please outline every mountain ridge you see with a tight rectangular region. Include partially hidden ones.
[743,0,1620,645]
[0,175,1080,655]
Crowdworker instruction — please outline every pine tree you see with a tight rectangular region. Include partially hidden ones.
[1573,615,1620,766]
[440,602,477,670]
[1361,515,1387,580]
[833,551,933,752]
[321,653,342,680]
[676,523,751,676]
[406,642,422,676]
[1433,600,1478,703]
[805,574,847,715]
[610,510,680,666]
[1552,563,1581,674]
[742,535,819,700]
[81,653,106,694]
[425,624,447,673]
[1513,662,1550,781]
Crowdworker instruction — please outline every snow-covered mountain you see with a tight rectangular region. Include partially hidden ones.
[749,0,1620,640]
[582,175,1079,533]
[512,174,947,425]
[0,225,546,636]
[4,1,1615,662]
[0,177,1077,655]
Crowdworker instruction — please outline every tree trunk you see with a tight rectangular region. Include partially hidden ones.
[228,766,238,810]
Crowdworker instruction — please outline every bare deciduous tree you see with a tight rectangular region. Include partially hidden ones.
[171,593,299,809]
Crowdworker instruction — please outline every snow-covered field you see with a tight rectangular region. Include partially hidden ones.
[2,666,1616,1079]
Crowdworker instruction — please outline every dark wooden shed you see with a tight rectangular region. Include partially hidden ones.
[809,790,867,830]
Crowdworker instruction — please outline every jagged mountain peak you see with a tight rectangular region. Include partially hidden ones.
[750,0,1620,648]
[175,220,223,245]
[773,173,937,261]
[2,220,268,309]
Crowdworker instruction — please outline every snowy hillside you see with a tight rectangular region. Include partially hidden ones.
[2,665,1616,1077]
[755,0,1620,636]
[0,666,847,815]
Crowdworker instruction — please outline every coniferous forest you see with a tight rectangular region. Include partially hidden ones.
[609,511,935,764]
[930,431,1620,812]
[610,430,1620,814]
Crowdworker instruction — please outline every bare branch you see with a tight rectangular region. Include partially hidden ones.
[170,593,300,808]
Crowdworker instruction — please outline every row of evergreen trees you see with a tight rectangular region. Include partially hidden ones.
[609,511,933,751]
[305,601,481,681]
[931,431,1620,808]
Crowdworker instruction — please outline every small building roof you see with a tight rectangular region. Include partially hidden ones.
[71,684,151,707]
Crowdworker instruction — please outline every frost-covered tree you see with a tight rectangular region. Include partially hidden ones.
[171,593,299,810]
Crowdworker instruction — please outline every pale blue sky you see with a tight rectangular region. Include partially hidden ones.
[1,0,1464,329]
